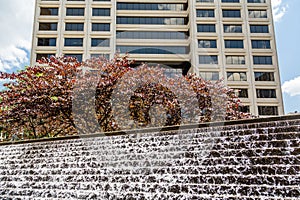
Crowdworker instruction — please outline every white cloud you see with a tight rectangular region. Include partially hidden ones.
[0,0,35,72]
[271,0,288,22]
[282,76,300,96]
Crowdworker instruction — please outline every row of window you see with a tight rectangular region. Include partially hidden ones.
[40,8,111,16]
[38,38,110,47]
[197,9,267,18]
[199,55,273,65]
[198,24,269,33]
[36,53,110,62]
[199,71,274,81]
[39,22,110,31]
[234,88,276,98]
[198,39,271,49]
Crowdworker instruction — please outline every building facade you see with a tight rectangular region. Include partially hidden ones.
[31,0,284,116]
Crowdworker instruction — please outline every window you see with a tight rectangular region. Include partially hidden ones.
[64,54,83,62]
[225,40,244,48]
[116,31,188,39]
[222,10,241,18]
[248,0,266,3]
[91,38,110,47]
[198,40,217,48]
[197,24,216,32]
[64,38,83,46]
[233,89,248,98]
[91,54,110,59]
[250,25,269,33]
[222,0,239,2]
[117,3,187,11]
[36,54,55,61]
[253,56,272,65]
[65,23,84,31]
[92,8,110,16]
[196,0,214,2]
[199,55,218,64]
[66,8,84,16]
[258,106,278,115]
[196,9,215,17]
[116,17,187,25]
[92,23,110,31]
[254,72,274,81]
[227,72,247,81]
[117,46,189,54]
[40,8,58,15]
[226,55,245,65]
[239,105,250,113]
[249,10,267,18]
[224,25,242,33]
[256,89,276,98]
[37,38,56,46]
[39,23,57,31]
[251,40,271,49]
[199,72,219,81]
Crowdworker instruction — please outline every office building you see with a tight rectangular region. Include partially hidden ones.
[31,0,284,116]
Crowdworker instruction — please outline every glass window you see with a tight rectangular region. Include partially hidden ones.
[199,55,218,64]
[227,72,247,81]
[251,40,271,49]
[66,8,84,16]
[222,10,241,18]
[248,0,266,3]
[64,38,83,46]
[117,3,187,11]
[39,23,57,31]
[225,40,244,48]
[65,23,84,31]
[91,38,110,47]
[92,23,110,31]
[239,105,250,113]
[199,72,219,81]
[116,31,188,39]
[254,72,274,81]
[91,54,110,59]
[92,8,110,16]
[226,55,245,65]
[37,38,56,46]
[198,40,217,48]
[197,24,216,32]
[222,0,239,2]
[224,24,242,33]
[196,0,214,2]
[258,106,278,115]
[233,89,248,98]
[256,89,276,98]
[250,25,269,33]
[253,56,272,65]
[117,45,189,54]
[36,53,55,61]
[196,9,215,17]
[117,17,187,25]
[40,8,58,15]
[249,10,267,18]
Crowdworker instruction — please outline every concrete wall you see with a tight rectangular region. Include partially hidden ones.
[0,115,299,199]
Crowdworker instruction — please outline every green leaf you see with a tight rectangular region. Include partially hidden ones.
[51,96,58,101]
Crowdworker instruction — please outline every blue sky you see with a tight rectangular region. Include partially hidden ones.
[0,0,299,114]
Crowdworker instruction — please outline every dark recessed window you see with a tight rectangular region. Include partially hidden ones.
[39,23,57,31]
[116,31,188,39]
[199,55,218,64]
[227,72,247,81]
[254,72,275,81]
[256,89,276,98]
[36,53,55,61]
[250,25,269,33]
[258,106,278,115]
[37,38,56,46]
[225,40,244,48]
[253,56,272,65]
[224,24,242,33]
[91,38,110,47]
[198,40,217,48]
[65,23,84,31]
[66,8,84,16]
[92,8,110,16]
[199,72,219,81]
[249,10,267,18]
[40,8,58,15]
[222,10,241,18]
[196,9,215,17]
[117,3,187,11]
[92,23,110,31]
[197,24,216,32]
[117,46,189,54]
[64,38,83,46]
[248,0,266,3]
[239,105,250,113]
[234,89,248,98]
[251,40,271,49]
[222,0,239,2]
[117,17,187,25]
